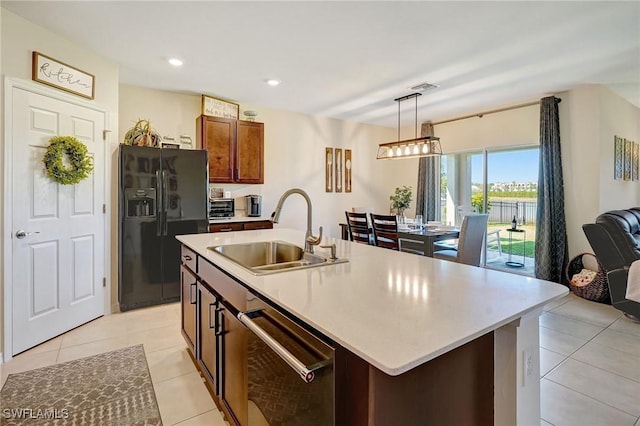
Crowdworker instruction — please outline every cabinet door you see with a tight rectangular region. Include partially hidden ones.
[209,223,243,233]
[243,220,273,230]
[199,116,235,183]
[236,121,264,183]
[221,306,248,426]
[198,284,220,394]
[180,265,197,353]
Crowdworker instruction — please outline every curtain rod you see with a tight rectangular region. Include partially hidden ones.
[431,100,541,126]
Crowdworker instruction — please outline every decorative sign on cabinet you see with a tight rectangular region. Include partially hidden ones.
[201,95,239,119]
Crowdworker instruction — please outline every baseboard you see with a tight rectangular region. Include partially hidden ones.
[111,303,121,314]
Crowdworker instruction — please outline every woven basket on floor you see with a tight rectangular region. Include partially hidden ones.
[565,253,610,304]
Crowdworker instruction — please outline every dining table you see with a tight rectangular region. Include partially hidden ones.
[397,227,460,257]
[339,222,460,258]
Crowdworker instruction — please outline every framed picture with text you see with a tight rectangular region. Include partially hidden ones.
[32,51,95,99]
[201,95,239,119]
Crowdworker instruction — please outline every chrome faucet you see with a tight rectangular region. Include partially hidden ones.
[270,188,323,254]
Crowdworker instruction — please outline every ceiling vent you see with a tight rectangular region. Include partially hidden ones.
[409,82,439,92]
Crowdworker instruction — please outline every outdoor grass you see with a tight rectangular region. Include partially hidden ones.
[488,223,537,258]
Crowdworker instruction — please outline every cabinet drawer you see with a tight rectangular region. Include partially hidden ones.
[199,259,247,310]
[243,221,273,231]
[209,223,244,233]
[181,245,197,272]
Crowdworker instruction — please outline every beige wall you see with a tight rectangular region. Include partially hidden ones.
[434,103,540,153]
[433,87,640,261]
[560,85,640,256]
[1,9,120,357]
[118,85,401,240]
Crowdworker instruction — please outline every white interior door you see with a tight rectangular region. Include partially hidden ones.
[9,85,106,355]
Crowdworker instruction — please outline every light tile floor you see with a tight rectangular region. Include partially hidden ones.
[1,293,639,425]
[0,303,228,426]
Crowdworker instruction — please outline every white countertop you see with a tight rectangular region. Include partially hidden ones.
[177,228,568,376]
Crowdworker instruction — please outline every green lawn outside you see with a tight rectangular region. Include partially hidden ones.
[487,223,536,258]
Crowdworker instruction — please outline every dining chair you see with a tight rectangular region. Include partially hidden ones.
[352,206,374,227]
[370,213,399,250]
[433,205,502,257]
[434,214,489,266]
[345,211,372,245]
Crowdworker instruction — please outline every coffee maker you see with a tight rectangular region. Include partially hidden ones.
[246,195,262,217]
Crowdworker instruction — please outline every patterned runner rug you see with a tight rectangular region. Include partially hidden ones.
[0,344,162,425]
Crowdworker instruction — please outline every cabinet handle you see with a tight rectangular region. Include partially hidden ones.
[219,227,233,232]
[238,311,327,383]
[183,254,192,261]
[189,283,197,304]
[215,307,224,336]
[208,303,217,329]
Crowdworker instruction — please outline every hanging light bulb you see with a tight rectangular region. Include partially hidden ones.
[404,146,410,155]
[413,144,419,155]
[396,146,402,156]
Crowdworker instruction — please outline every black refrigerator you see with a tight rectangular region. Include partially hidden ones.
[118,145,208,311]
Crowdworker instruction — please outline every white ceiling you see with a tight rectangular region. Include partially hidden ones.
[3,1,639,128]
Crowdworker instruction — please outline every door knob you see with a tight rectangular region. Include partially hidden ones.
[15,230,40,239]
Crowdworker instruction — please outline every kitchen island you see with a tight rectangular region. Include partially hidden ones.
[177,228,567,425]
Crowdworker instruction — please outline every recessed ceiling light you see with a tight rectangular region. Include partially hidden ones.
[265,79,281,87]
[168,58,183,67]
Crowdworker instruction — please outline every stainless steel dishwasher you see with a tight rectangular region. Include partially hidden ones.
[238,297,335,425]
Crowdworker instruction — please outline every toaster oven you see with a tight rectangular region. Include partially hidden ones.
[209,198,235,219]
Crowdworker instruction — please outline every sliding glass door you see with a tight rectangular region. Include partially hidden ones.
[439,146,539,274]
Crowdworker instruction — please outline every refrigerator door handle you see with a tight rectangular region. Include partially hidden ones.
[155,169,162,237]
[162,170,169,236]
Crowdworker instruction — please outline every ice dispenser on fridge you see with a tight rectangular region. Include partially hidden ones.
[125,188,156,218]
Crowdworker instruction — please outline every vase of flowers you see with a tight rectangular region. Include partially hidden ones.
[390,186,412,224]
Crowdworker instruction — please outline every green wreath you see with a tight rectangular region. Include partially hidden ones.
[43,136,94,185]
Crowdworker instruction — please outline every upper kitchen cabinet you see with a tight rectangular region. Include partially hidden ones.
[196,115,264,184]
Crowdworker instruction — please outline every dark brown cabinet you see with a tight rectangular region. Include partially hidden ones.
[242,220,273,231]
[209,223,244,233]
[196,115,264,184]
[180,264,197,354]
[221,306,248,426]
[209,220,273,233]
[197,283,221,395]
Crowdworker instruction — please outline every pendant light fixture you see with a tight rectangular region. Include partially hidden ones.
[376,93,442,160]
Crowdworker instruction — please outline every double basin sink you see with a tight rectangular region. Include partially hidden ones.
[210,240,348,275]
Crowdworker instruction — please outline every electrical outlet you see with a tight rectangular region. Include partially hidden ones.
[523,349,534,386]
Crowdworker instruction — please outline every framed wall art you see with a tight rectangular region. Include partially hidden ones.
[614,136,624,180]
[345,149,352,193]
[335,148,343,193]
[32,51,95,99]
[201,95,239,119]
[325,148,333,192]
[634,142,639,181]
[624,138,633,181]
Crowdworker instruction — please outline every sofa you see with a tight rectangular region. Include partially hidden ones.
[582,208,640,320]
